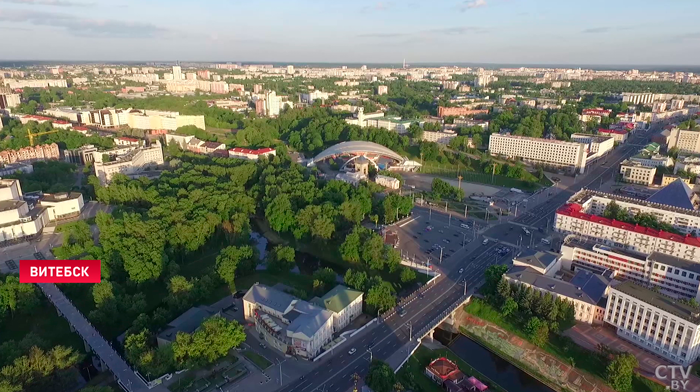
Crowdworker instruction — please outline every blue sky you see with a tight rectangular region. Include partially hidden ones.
[0,0,699,65]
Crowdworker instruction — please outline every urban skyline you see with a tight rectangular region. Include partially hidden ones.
[0,0,699,65]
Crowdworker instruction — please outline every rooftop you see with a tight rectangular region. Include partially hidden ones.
[0,199,24,212]
[646,179,696,210]
[647,252,700,274]
[157,306,218,342]
[41,192,82,203]
[612,281,700,324]
[571,188,700,217]
[491,133,586,147]
[556,203,700,247]
[506,266,609,306]
[513,249,559,270]
[310,285,363,314]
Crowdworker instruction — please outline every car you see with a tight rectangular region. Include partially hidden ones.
[418,293,424,299]
[232,306,239,312]
[442,239,450,244]
[398,308,407,317]
[482,239,489,245]
[541,238,551,245]
[412,235,418,239]
[460,223,470,229]
[424,239,429,243]
[348,348,357,355]
[260,342,267,349]
[522,228,531,235]
[438,230,444,234]
[458,268,464,273]
[453,233,459,237]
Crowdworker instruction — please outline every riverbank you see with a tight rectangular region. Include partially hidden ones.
[458,309,666,392]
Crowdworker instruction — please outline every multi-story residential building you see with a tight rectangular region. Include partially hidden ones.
[172,66,182,81]
[488,133,588,174]
[561,239,700,300]
[621,93,657,105]
[437,106,489,118]
[228,147,276,161]
[3,79,67,89]
[299,90,332,103]
[93,142,164,184]
[629,152,673,168]
[598,128,629,143]
[0,144,60,165]
[265,90,281,117]
[675,155,700,176]
[82,108,205,131]
[421,130,457,145]
[0,87,20,109]
[243,284,335,359]
[187,140,227,156]
[377,85,388,95]
[667,127,700,154]
[661,174,692,187]
[63,145,98,165]
[604,281,700,365]
[570,133,614,161]
[619,160,656,185]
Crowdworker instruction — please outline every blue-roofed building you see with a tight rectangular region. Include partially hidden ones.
[646,178,698,210]
[243,284,334,359]
[506,265,615,325]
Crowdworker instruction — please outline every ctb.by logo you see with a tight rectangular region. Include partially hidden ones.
[655,365,692,390]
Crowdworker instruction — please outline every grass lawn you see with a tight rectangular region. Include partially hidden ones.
[397,345,506,392]
[243,350,272,370]
[420,163,546,191]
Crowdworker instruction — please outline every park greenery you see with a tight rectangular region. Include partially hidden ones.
[0,118,115,151]
[366,360,405,392]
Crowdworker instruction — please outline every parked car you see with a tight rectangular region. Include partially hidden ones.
[459,268,464,274]
[348,348,357,355]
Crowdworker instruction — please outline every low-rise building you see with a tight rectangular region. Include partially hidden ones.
[422,130,458,145]
[598,128,629,143]
[0,162,33,176]
[228,147,276,161]
[661,174,692,187]
[335,171,367,186]
[310,285,363,332]
[0,179,49,244]
[619,160,656,185]
[580,108,612,122]
[114,136,141,147]
[675,155,700,176]
[570,133,615,159]
[425,357,488,392]
[604,281,700,365]
[375,174,400,189]
[93,142,164,185]
[243,284,334,359]
[164,133,195,149]
[40,192,84,222]
[512,249,561,276]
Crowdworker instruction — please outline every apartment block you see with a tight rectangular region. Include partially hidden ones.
[0,144,60,165]
[437,106,489,118]
[675,155,700,175]
[0,87,20,109]
[619,160,656,185]
[667,127,700,155]
[604,281,700,365]
[422,130,457,145]
[3,79,67,89]
[488,133,587,174]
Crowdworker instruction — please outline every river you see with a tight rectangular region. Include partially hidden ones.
[434,328,556,392]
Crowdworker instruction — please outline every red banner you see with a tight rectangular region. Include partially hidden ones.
[19,260,101,283]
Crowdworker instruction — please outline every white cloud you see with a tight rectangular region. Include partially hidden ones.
[461,0,487,11]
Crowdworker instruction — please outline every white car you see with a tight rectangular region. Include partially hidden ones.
[348,348,357,355]
[459,268,464,273]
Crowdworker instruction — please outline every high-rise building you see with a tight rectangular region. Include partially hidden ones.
[489,133,588,174]
[172,65,182,81]
[265,91,280,117]
[287,65,294,74]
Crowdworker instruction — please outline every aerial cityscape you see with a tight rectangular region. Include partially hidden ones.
[3,2,700,392]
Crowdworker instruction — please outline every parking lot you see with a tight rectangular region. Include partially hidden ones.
[393,210,479,266]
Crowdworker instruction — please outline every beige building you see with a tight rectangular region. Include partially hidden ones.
[489,133,588,174]
[662,174,692,187]
[93,142,164,184]
[667,127,700,154]
[375,174,401,189]
[619,160,656,185]
[422,130,457,145]
[604,281,700,365]
[3,79,67,89]
[41,192,84,221]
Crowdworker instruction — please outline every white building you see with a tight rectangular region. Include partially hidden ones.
[300,90,332,103]
[375,175,400,189]
[310,285,364,332]
[489,133,588,175]
[228,147,276,161]
[172,66,183,81]
[3,79,67,89]
[114,137,141,147]
[598,129,629,143]
[164,133,195,149]
[82,108,205,131]
[630,153,674,168]
[561,239,700,301]
[336,172,367,186]
[570,133,614,160]
[265,91,281,117]
[0,179,49,243]
[40,192,85,222]
[505,249,611,325]
[422,130,458,145]
[243,284,335,359]
[377,85,388,95]
[604,281,700,365]
[619,160,656,186]
[676,155,700,176]
[93,142,164,185]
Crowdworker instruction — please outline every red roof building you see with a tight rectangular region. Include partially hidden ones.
[228,147,277,161]
[424,357,488,392]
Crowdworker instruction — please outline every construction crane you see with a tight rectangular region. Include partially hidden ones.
[27,129,60,146]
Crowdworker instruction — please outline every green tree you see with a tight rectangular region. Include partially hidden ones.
[606,353,638,392]
[344,270,368,291]
[366,280,396,313]
[524,317,549,347]
[215,245,255,288]
[0,276,40,318]
[312,268,337,293]
[172,316,246,368]
[366,360,397,392]
[400,267,416,283]
[501,297,518,317]
[268,245,296,273]
[265,194,295,233]
[92,281,115,308]
[340,226,362,263]
[483,265,508,296]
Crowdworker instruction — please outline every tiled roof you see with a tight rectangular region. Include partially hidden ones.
[229,147,275,155]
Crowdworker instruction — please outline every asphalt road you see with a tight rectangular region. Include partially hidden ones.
[514,125,660,229]
[278,213,510,392]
